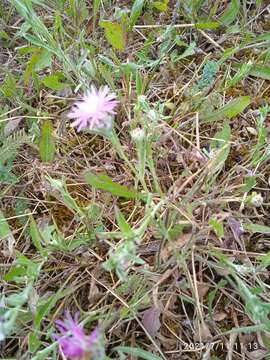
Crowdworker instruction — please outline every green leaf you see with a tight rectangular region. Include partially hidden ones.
[219,0,240,26]
[0,73,17,98]
[115,346,163,360]
[244,223,270,234]
[0,210,12,239]
[42,74,67,90]
[196,21,220,29]
[115,208,134,239]
[31,343,58,360]
[209,122,231,175]
[209,218,224,238]
[93,0,101,24]
[29,216,48,258]
[136,70,143,95]
[152,0,169,12]
[197,60,219,90]
[39,120,55,163]
[23,49,41,86]
[249,65,270,81]
[35,49,52,71]
[208,279,227,319]
[202,96,250,123]
[100,21,126,51]
[34,288,72,328]
[4,265,26,282]
[247,32,270,44]
[0,30,9,40]
[29,332,42,353]
[24,48,52,86]
[85,171,141,199]
[130,0,145,27]
[4,253,42,283]
[46,177,85,218]
[227,61,253,88]
[177,41,196,60]
[0,210,15,256]
[243,176,256,192]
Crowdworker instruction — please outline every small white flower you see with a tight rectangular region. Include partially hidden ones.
[249,192,263,207]
[130,128,145,142]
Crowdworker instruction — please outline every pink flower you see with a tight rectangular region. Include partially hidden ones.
[55,312,98,359]
[68,86,118,132]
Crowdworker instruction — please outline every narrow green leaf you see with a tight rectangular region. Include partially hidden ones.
[196,21,220,29]
[209,218,224,238]
[243,176,256,192]
[46,177,85,218]
[31,343,58,360]
[115,208,134,239]
[0,210,15,256]
[29,332,42,353]
[219,0,240,26]
[100,21,126,51]
[218,47,237,65]
[34,288,72,328]
[202,96,250,122]
[130,0,145,27]
[247,32,270,44]
[35,49,52,71]
[85,171,141,199]
[209,122,231,174]
[177,42,196,60]
[0,30,9,40]
[208,279,227,318]
[0,210,12,238]
[24,49,42,86]
[152,0,169,12]
[244,223,270,234]
[24,34,55,54]
[115,346,162,360]
[93,0,101,24]
[136,70,143,95]
[249,65,270,80]
[227,61,253,88]
[29,216,47,258]
[39,120,55,163]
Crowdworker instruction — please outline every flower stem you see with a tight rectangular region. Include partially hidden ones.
[109,130,148,192]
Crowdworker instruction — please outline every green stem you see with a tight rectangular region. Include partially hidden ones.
[109,131,148,192]
[146,143,163,196]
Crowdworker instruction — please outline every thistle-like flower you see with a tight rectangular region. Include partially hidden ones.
[55,312,98,359]
[68,86,118,132]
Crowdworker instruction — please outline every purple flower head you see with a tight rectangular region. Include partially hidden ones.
[68,85,118,132]
[55,312,98,359]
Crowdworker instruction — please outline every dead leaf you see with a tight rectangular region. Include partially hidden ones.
[4,118,22,136]
[193,321,212,342]
[142,306,161,338]
[2,234,15,258]
[228,217,244,240]
[88,278,100,304]
[171,233,192,250]
[212,311,227,322]
[197,283,210,299]
[246,349,268,360]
